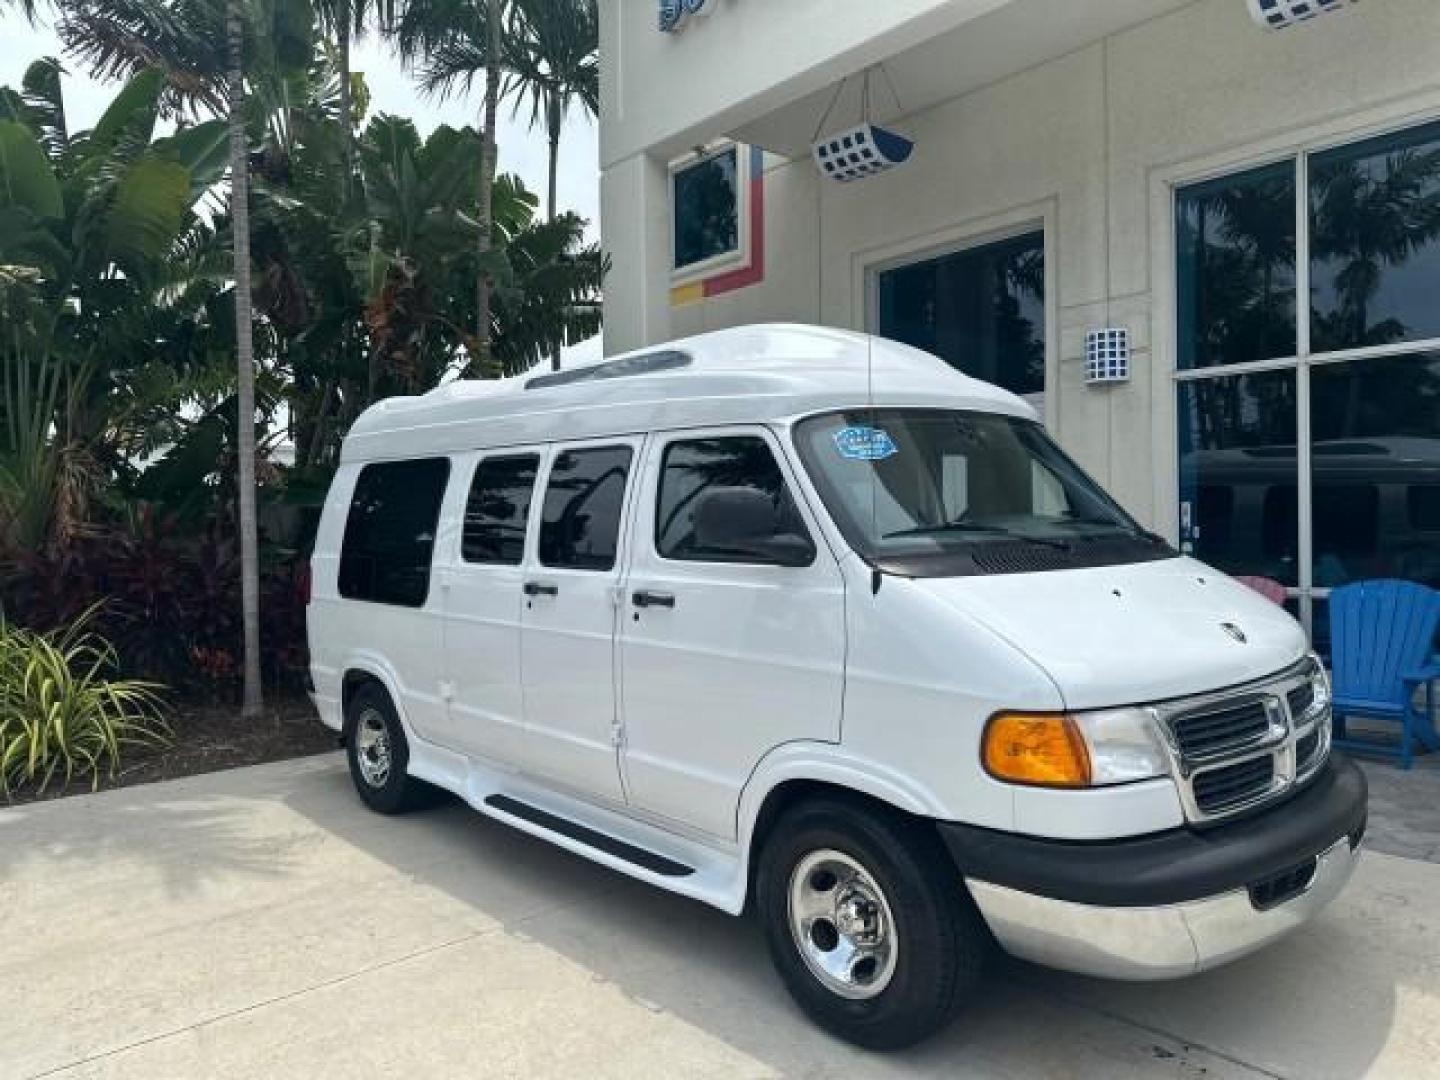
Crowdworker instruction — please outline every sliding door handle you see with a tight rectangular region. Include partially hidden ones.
[632,590,676,609]
[524,581,559,598]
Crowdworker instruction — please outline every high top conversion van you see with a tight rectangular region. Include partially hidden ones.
[309,324,1366,1049]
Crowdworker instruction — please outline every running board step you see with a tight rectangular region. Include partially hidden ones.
[484,795,696,878]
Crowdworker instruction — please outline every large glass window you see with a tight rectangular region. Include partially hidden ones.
[1310,121,1440,353]
[656,436,810,564]
[1176,372,1298,585]
[1175,117,1440,643]
[462,454,539,565]
[539,446,633,571]
[1176,161,1297,370]
[339,458,450,607]
[877,231,1045,398]
[672,146,739,272]
[1311,351,1440,589]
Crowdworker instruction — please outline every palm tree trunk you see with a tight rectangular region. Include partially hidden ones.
[228,0,264,719]
[473,0,501,377]
[338,15,355,200]
[547,95,561,372]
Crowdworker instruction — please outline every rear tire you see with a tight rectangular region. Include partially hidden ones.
[344,681,426,814]
[756,796,987,1049]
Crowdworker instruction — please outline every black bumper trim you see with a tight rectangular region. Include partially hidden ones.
[938,755,1367,908]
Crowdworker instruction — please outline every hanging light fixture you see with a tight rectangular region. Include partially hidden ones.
[1245,0,1359,31]
[811,66,914,184]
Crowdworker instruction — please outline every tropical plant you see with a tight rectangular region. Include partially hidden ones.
[0,605,170,796]
[0,61,232,557]
[505,0,597,371]
[392,0,510,375]
[507,0,597,223]
[60,0,320,718]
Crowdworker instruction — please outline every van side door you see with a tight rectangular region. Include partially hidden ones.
[519,437,642,805]
[439,447,546,766]
[618,427,846,839]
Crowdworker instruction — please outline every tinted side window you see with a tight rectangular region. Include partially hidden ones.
[657,437,810,562]
[463,455,539,565]
[539,446,633,571]
[339,458,450,607]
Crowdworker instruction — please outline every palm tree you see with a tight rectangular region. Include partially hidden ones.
[226,0,263,718]
[506,0,597,371]
[60,0,317,717]
[314,0,388,200]
[508,0,597,224]
[392,0,510,376]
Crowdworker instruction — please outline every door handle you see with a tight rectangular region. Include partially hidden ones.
[632,590,676,609]
[524,581,559,598]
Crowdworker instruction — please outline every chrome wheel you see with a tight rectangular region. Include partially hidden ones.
[787,848,899,1000]
[354,707,392,789]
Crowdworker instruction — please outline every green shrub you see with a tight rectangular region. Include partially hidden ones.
[0,607,171,796]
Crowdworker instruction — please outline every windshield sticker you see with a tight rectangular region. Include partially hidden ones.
[834,426,898,461]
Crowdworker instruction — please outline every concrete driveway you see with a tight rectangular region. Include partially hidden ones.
[5,755,1440,1079]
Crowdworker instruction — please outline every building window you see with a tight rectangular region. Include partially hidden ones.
[1310,120,1440,353]
[1175,117,1440,640]
[671,144,741,275]
[1176,161,1296,370]
[876,230,1046,399]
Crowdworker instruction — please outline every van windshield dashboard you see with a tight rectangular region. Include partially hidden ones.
[794,409,1174,577]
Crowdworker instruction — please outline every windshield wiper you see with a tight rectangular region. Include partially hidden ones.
[1058,515,1170,546]
[883,521,1071,550]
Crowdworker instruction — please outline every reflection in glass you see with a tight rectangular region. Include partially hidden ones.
[1177,371,1298,584]
[877,231,1045,397]
[1311,352,1440,588]
[673,148,739,271]
[1176,161,1297,369]
[1310,121,1440,353]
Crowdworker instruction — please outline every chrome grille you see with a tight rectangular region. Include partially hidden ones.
[1154,657,1331,825]
[1193,756,1275,814]
[1171,700,1271,758]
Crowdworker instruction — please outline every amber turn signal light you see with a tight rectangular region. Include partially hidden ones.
[982,712,1092,788]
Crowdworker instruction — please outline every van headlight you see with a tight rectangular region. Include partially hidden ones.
[982,708,1167,789]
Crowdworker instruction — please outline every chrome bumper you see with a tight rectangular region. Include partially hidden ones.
[967,836,1360,980]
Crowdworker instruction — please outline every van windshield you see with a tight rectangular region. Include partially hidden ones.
[794,409,1174,577]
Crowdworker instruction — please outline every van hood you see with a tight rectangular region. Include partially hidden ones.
[916,557,1308,710]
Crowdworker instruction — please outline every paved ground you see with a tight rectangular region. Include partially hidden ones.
[6,755,1440,1079]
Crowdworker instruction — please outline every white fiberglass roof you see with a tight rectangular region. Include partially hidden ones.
[340,323,1035,464]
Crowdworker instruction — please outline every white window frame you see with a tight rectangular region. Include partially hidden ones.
[668,140,753,287]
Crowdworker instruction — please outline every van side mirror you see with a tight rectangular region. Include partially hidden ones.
[692,487,816,568]
[743,533,817,568]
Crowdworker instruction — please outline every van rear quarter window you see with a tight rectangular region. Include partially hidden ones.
[339,458,450,606]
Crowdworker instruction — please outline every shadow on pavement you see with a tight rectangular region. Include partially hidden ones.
[279,762,1402,1079]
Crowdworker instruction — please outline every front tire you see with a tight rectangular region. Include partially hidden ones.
[344,682,426,814]
[756,797,987,1049]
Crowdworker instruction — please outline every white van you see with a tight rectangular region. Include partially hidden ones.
[307,324,1366,1049]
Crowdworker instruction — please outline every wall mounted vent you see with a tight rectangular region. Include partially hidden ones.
[1246,0,1358,31]
[1085,328,1131,385]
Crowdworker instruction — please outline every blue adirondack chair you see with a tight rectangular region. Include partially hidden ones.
[1329,579,1440,769]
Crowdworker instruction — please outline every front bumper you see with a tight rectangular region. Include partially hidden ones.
[941,756,1367,980]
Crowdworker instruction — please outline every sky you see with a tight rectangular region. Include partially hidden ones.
[0,11,602,242]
